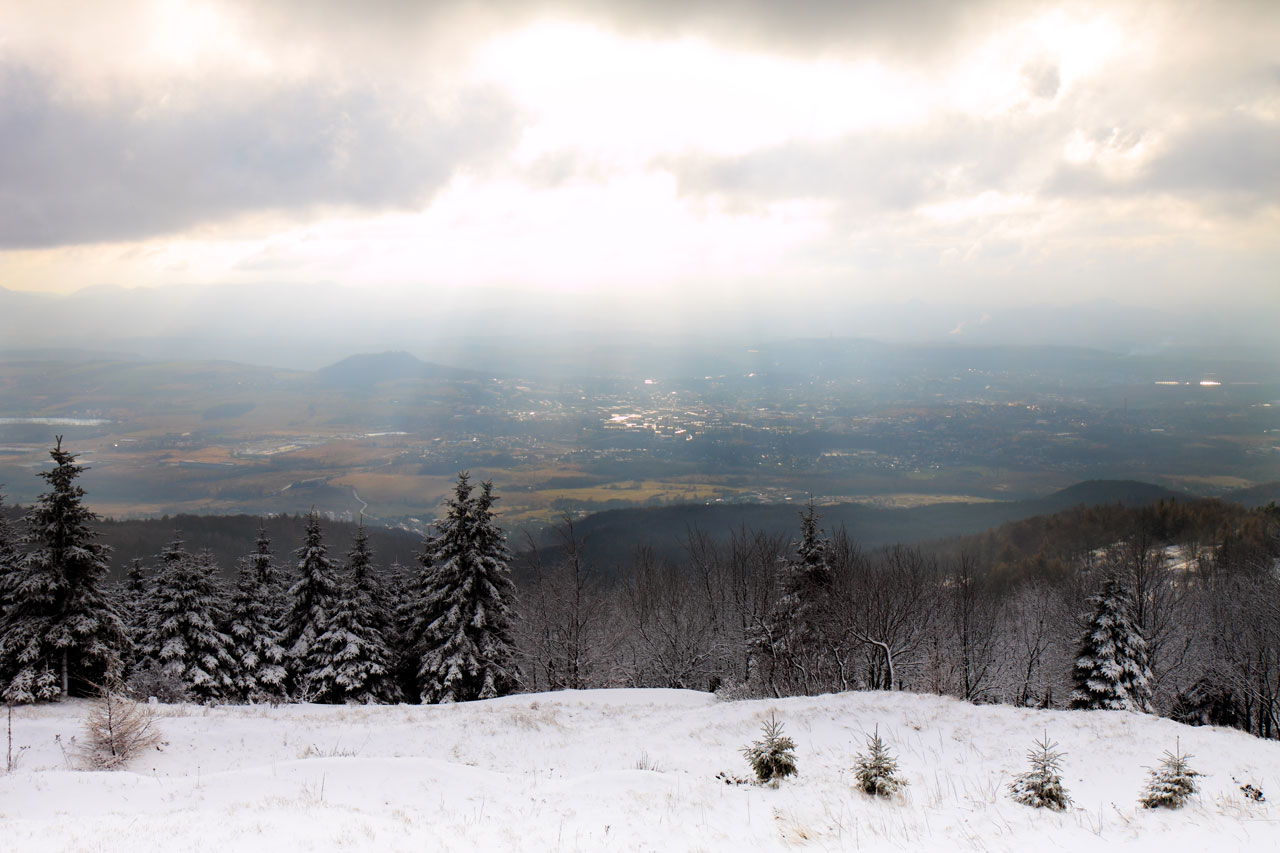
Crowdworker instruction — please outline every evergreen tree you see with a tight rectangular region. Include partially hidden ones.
[409,475,519,703]
[1009,733,1071,810]
[140,540,237,703]
[741,712,798,785]
[227,526,288,703]
[305,524,401,703]
[117,558,149,675]
[386,560,419,699]
[282,511,340,699]
[1139,740,1201,809]
[1070,575,1153,712]
[0,489,22,625]
[0,438,126,702]
[756,501,834,695]
[120,559,148,620]
[852,727,907,797]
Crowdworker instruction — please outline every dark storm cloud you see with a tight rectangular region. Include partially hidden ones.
[0,63,520,249]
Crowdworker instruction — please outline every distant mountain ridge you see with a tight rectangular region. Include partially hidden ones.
[314,351,482,387]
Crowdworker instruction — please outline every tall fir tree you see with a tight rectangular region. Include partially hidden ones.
[1070,575,1153,712]
[386,559,418,698]
[409,475,519,703]
[117,558,149,674]
[756,501,834,695]
[140,540,237,702]
[282,511,340,700]
[227,526,288,703]
[305,524,401,703]
[0,438,126,702]
[0,489,22,626]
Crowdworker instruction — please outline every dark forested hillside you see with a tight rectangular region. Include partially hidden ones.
[530,480,1188,570]
[96,514,423,580]
[929,496,1264,588]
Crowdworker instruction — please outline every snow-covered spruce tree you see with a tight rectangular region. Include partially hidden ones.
[409,475,519,704]
[0,439,126,703]
[1139,740,1201,809]
[1070,575,1153,712]
[387,560,420,699]
[756,501,835,696]
[226,526,288,703]
[116,558,148,675]
[741,712,798,785]
[281,511,340,700]
[140,541,237,703]
[304,524,401,703]
[1008,733,1071,810]
[853,727,907,797]
[120,559,148,625]
[0,489,22,627]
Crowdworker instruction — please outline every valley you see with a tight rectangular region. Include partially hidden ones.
[0,341,1277,534]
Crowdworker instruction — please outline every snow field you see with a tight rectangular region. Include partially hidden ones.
[2,688,1277,851]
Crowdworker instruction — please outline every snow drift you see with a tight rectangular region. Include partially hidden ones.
[2,689,1277,851]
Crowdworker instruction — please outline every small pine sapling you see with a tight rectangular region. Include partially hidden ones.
[853,726,907,797]
[742,712,798,786]
[1009,733,1070,810]
[79,683,162,770]
[1140,740,1201,809]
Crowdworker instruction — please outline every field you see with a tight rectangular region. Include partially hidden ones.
[2,689,1277,851]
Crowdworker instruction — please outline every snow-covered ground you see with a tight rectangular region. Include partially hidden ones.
[2,689,1277,851]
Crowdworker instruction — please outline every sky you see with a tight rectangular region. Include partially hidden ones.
[0,0,1277,350]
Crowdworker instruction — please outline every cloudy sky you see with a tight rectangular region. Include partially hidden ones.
[1,0,1277,344]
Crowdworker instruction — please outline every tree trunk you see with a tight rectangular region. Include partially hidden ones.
[61,649,69,698]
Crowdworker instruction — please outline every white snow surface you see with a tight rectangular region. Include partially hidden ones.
[2,688,1277,851]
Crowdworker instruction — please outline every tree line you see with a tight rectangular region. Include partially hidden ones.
[514,496,1280,739]
[3,439,1280,744]
[0,439,516,705]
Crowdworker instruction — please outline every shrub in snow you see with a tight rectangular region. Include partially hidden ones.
[852,727,907,797]
[742,713,798,785]
[1139,740,1200,809]
[79,683,162,770]
[713,679,758,702]
[1008,733,1070,810]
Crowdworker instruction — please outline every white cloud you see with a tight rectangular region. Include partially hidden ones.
[0,0,1274,328]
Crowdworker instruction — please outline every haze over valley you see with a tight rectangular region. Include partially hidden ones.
[2,339,1276,536]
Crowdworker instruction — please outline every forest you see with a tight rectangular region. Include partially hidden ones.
[3,439,1280,742]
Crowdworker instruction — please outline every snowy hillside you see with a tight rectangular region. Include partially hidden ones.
[2,689,1277,851]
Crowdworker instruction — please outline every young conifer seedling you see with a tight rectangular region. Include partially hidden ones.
[1008,732,1070,810]
[742,712,798,786]
[1139,739,1201,809]
[853,726,907,797]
